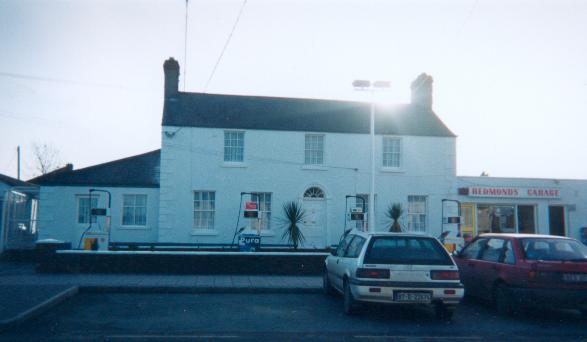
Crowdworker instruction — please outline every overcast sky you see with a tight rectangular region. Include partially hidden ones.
[1,0,586,180]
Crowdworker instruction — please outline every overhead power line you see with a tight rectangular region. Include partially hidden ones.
[0,71,127,89]
[204,0,248,92]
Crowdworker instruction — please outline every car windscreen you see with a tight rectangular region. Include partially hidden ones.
[363,236,454,265]
[522,238,587,261]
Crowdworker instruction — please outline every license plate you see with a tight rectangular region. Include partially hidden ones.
[562,273,587,282]
[394,291,432,303]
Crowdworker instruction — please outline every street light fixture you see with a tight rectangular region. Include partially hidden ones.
[353,79,390,233]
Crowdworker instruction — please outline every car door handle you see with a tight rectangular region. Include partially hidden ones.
[336,259,340,264]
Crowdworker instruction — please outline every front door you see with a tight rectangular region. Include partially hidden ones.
[460,203,476,241]
[302,186,326,248]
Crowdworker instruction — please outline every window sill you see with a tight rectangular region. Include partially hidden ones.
[380,167,404,173]
[221,162,248,168]
[119,225,149,230]
[191,229,219,236]
[239,230,274,237]
[301,165,328,171]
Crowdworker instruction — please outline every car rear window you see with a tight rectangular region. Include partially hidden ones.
[522,238,587,261]
[364,236,454,265]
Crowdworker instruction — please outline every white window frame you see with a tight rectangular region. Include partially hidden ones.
[122,194,148,227]
[76,195,98,225]
[224,131,244,162]
[193,191,216,230]
[304,134,324,165]
[382,136,401,169]
[407,195,427,233]
[251,192,272,231]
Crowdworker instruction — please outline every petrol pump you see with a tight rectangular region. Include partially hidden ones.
[238,194,261,251]
[344,195,366,232]
[79,189,111,251]
[441,199,465,253]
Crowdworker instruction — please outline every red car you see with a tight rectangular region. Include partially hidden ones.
[453,233,587,316]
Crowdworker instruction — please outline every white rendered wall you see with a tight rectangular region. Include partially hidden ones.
[37,186,159,246]
[159,125,457,247]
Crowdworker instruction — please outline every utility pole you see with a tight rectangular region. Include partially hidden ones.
[17,145,21,180]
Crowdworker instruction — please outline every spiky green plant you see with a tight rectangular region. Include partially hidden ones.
[280,201,306,250]
[386,203,404,232]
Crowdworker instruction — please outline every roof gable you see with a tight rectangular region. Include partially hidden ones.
[0,173,34,187]
[29,150,160,188]
[162,92,456,137]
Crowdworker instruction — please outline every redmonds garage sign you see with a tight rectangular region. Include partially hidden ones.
[463,186,560,199]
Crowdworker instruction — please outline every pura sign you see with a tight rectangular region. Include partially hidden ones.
[460,186,561,199]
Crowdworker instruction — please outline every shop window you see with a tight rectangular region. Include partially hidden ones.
[517,205,535,234]
[477,205,515,234]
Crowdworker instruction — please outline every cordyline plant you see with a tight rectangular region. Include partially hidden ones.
[280,201,306,250]
[386,203,404,232]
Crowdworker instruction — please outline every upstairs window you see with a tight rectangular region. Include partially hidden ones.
[122,194,147,226]
[382,137,401,168]
[224,131,244,162]
[305,134,324,165]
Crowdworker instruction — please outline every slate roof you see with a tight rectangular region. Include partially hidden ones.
[0,173,34,187]
[29,150,160,188]
[162,92,456,137]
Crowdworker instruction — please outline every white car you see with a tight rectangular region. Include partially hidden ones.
[323,230,464,320]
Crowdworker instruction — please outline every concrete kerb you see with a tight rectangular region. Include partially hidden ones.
[79,285,323,294]
[0,286,79,332]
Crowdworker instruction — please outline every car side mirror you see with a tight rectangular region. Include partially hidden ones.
[330,247,338,256]
[452,250,461,258]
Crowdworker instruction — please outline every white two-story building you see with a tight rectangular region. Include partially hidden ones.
[26,58,587,249]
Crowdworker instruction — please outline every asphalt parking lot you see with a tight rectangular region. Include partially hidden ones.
[1,293,586,341]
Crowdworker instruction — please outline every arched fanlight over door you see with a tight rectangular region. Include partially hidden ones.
[304,186,325,199]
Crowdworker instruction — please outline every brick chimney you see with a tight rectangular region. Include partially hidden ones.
[163,57,180,98]
[410,73,433,109]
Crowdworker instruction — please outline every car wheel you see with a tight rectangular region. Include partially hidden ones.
[343,280,359,315]
[322,268,336,296]
[435,303,455,321]
[494,283,515,316]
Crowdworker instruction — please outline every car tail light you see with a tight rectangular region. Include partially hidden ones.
[430,270,460,281]
[356,268,390,279]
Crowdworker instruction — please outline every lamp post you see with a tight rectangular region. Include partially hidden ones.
[353,80,390,233]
